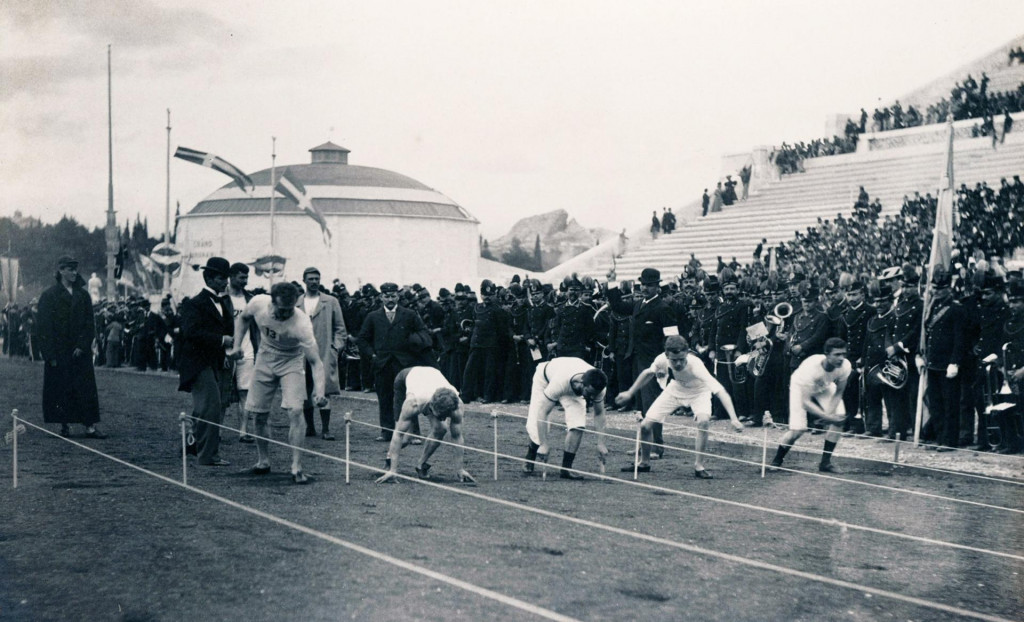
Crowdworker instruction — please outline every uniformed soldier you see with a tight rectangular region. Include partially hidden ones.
[710,269,752,419]
[783,281,830,425]
[525,281,554,363]
[839,280,870,434]
[861,281,897,437]
[971,272,1008,450]
[606,281,635,409]
[996,280,1024,454]
[503,283,532,402]
[917,268,968,450]
[887,265,923,441]
[750,282,787,427]
[461,280,511,403]
[550,277,596,360]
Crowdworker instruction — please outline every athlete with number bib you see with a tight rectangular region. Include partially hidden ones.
[229,282,326,484]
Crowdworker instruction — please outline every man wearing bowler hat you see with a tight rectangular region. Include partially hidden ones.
[607,267,678,456]
[178,257,235,466]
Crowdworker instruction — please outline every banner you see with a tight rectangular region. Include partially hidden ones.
[0,256,19,303]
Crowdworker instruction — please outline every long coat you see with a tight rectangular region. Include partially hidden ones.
[36,277,100,425]
[177,289,233,393]
[303,294,347,396]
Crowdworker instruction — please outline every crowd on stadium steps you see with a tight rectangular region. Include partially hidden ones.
[767,72,1024,177]
[759,177,1024,283]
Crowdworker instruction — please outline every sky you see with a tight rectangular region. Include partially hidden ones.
[2,0,1023,241]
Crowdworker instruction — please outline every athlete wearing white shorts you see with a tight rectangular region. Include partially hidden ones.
[523,357,608,480]
[229,283,326,484]
[770,338,852,473]
[228,265,256,441]
[375,366,475,484]
[616,335,743,479]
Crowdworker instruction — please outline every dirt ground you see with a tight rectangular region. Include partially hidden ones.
[1,357,1021,622]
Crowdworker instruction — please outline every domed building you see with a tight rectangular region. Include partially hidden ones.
[174,142,480,295]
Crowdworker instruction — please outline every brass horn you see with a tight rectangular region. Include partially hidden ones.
[719,344,748,385]
[773,302,793,320]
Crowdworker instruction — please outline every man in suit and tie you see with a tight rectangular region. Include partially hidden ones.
[178,257,235,466]
[299,267,347,440]
[359,282,433,442]
[607,267,678,457]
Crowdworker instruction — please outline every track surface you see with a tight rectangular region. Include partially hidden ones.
[1,358,1021,621]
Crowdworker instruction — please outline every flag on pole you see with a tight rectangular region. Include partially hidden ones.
[914,119,956,444]
[275,168,332,244]
[174,146,254,193]
[928,120,956,274]
[0,256,20,303]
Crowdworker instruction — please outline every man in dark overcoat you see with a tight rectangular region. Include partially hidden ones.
[358,282,433,442]
[178,257,235,466]
[36,256,104,438]
[607,267,677,455]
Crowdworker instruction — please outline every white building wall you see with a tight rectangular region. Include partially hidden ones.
[173,213,479,298]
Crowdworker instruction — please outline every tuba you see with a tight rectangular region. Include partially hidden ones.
[750,315,782,377]
[867,356,908,390]
[1001,342,1020,395]
[719,344,748,384]
[772,302,793,341]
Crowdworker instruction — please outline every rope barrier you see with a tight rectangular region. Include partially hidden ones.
[167,412,1024,561]
[339,391,1024,480]
[589,409,1024,485]
[8,417,578,622]
[11,415,1020,621]
[482,409,1024,511]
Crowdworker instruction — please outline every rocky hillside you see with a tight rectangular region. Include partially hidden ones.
[487,209,615,271]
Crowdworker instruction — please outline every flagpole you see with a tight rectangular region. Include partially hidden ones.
[104,44,118,301]
[164,108,171,296]
[269,136,277,286]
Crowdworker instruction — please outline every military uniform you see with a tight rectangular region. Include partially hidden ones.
[461,292,511,403]
[997,301,1024,453]
[861,301,897,436]
[839,296,870,433]
[922,290,968,448]
[711,293,752,418]
[551,300,595,360]
[889,286,922,440]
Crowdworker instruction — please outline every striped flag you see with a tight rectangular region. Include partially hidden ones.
[928,120,956,274]
[174,146,254,193]
[276,168,332,244]
[0,256,20,303]
[914,119,956,444]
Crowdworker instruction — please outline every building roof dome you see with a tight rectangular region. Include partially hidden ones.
[185,144,476,223]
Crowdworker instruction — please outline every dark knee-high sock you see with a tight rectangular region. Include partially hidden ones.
[303,406,316,436]
[524,441,539,471]
[821,440,837,465]
[560,451,576,475]
[320,410,331,434]
[772,444,792,464]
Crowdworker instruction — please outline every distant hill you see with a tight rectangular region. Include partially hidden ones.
[486,209,615,271]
